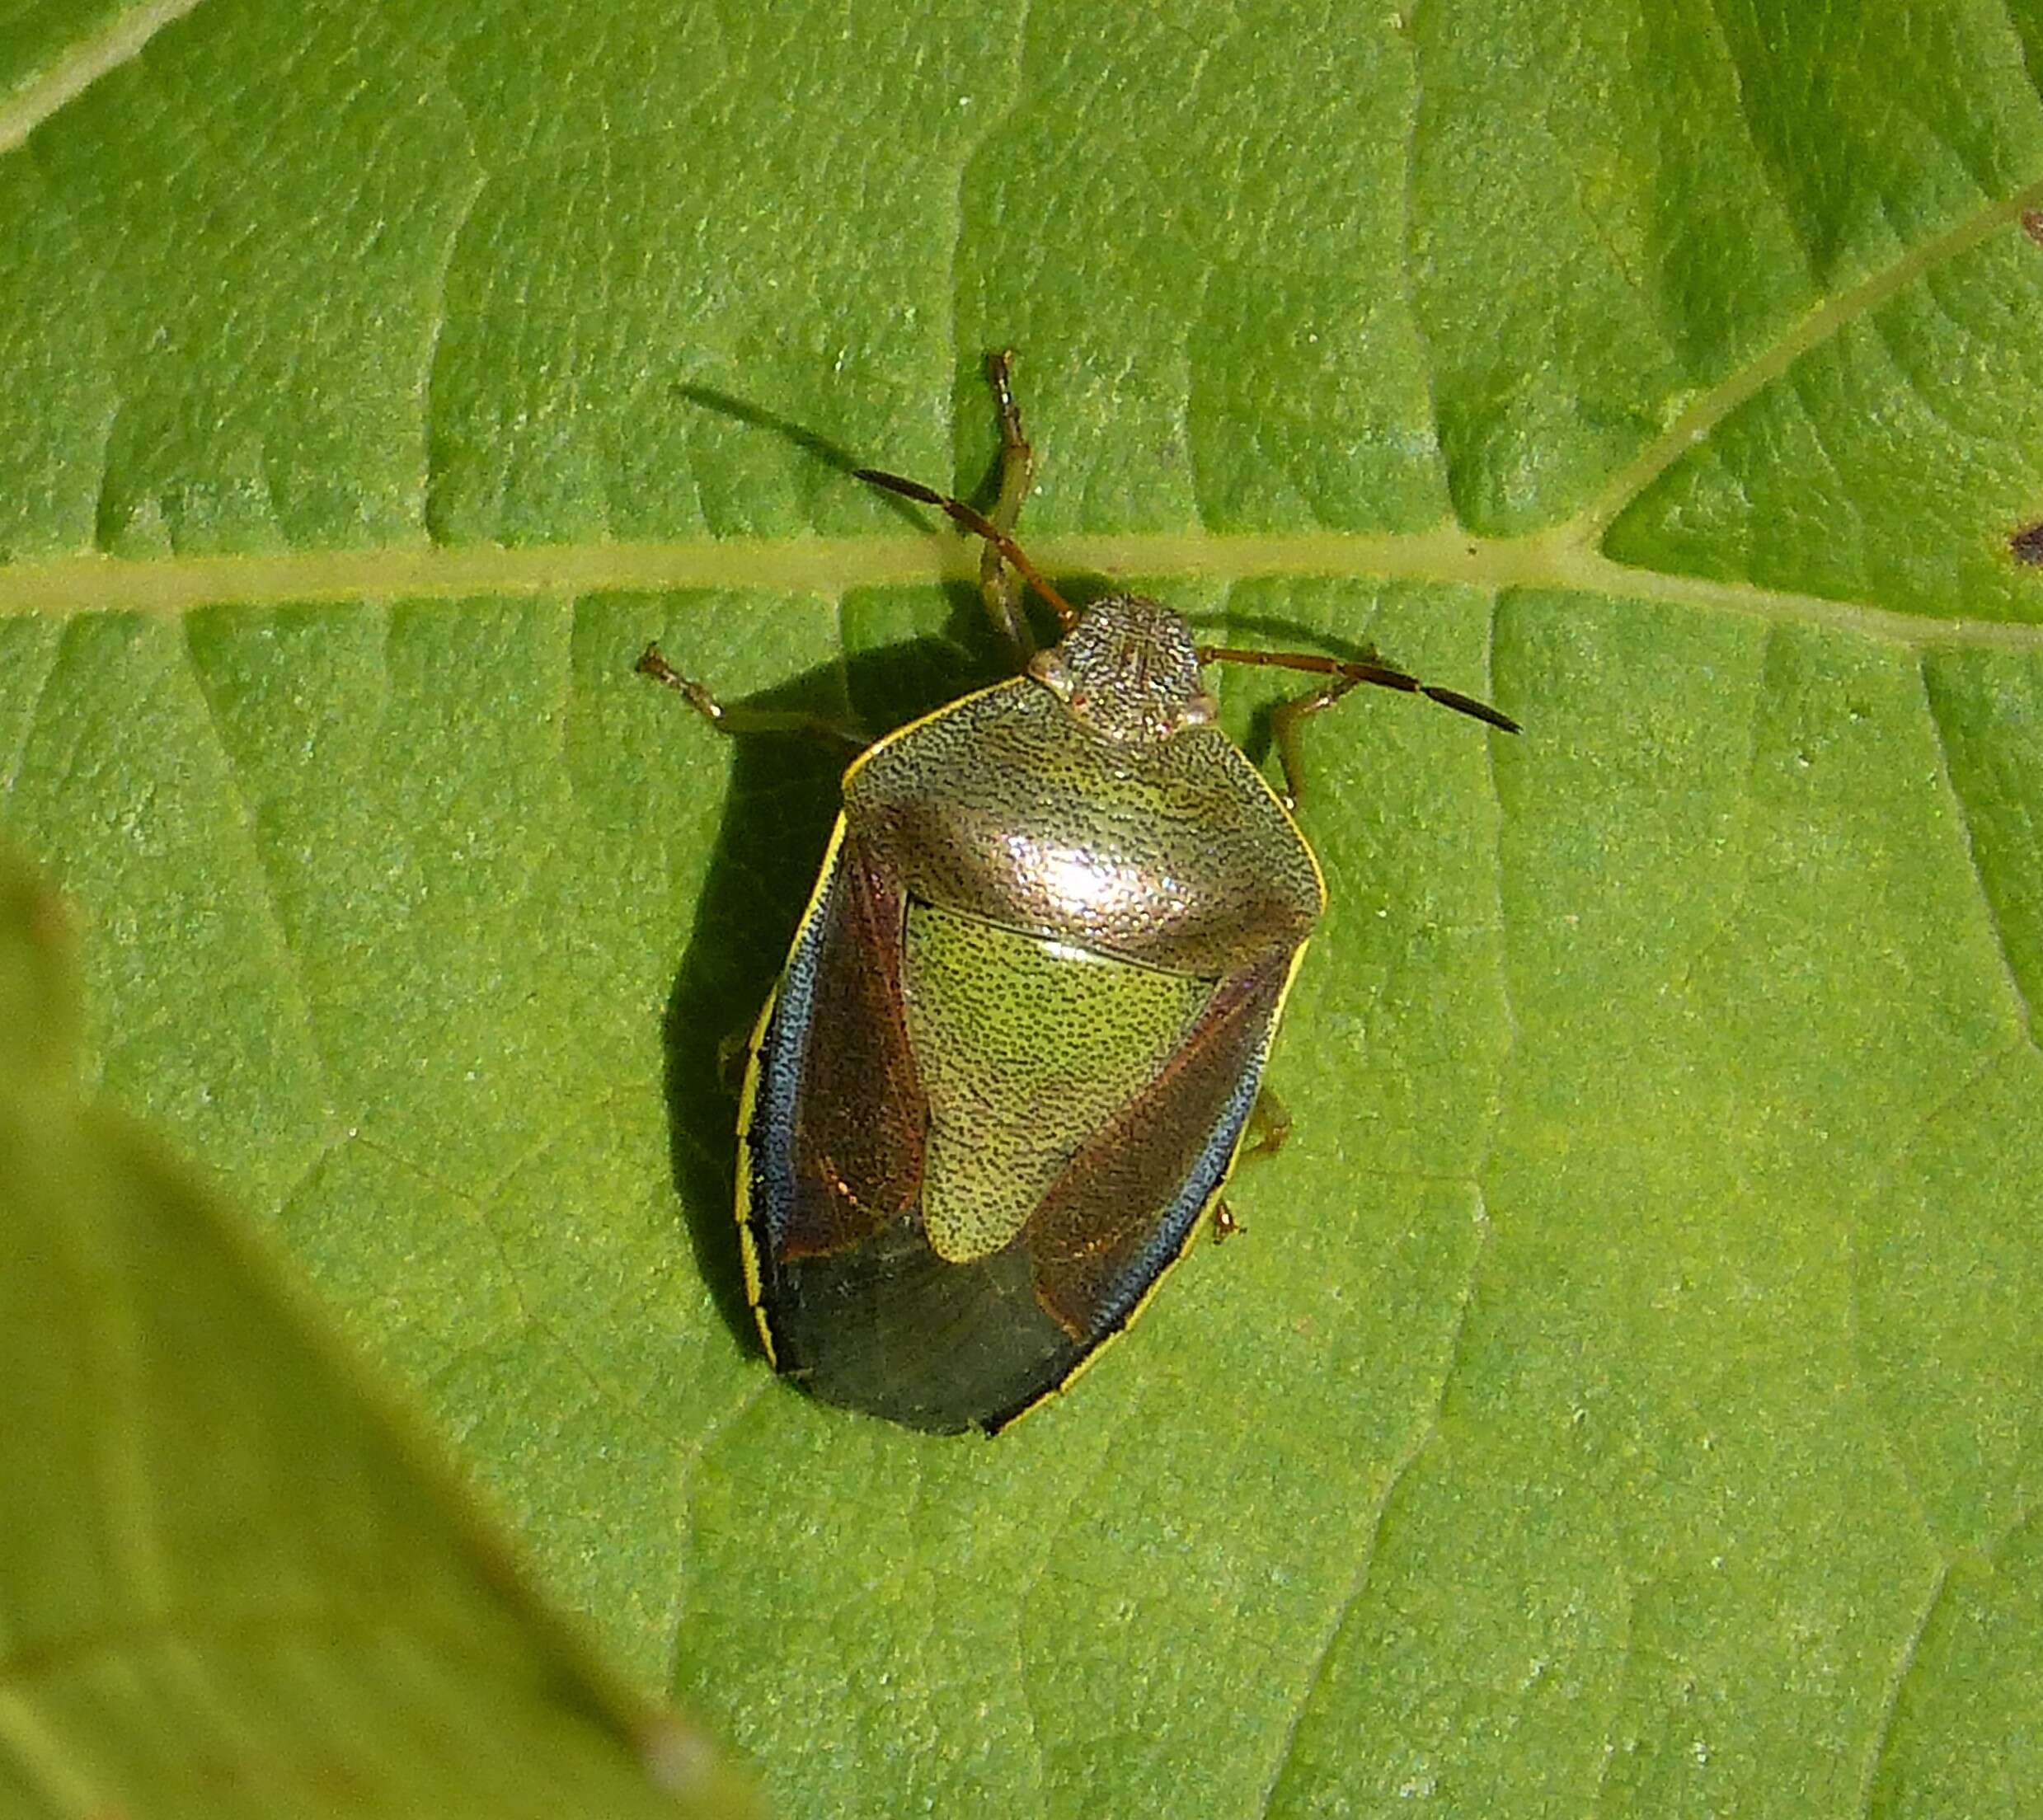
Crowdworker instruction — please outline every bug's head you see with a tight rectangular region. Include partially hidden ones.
[1026,595,1220,744]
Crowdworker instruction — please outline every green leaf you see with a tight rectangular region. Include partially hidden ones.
[4,3,2043,1818]
[0,852,756,1814]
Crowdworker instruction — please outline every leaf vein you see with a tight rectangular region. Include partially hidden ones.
[1571,168,2043,545]
[0,0,209,157]
[1256,1191,1488,1817]
[177,622,345,1127]
[1918,655,2039,1052]
[1856,1558,1950,1818]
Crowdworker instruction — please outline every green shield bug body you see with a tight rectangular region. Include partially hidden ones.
[641,356,1517,1433]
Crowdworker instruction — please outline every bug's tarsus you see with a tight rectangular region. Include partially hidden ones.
[636,641,729,729]
[1210,1091,1288,1245]
[1267,679,1349,809]
[1240,1086,1294,1162]
[988,348,1027,452]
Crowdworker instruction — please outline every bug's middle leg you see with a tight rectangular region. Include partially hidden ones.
[636,643,867,749]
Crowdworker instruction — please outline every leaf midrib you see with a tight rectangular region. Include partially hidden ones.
[10,7,2043,660]
[5,532,2039,654]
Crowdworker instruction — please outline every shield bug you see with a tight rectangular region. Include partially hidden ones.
[640,354,1517,1433]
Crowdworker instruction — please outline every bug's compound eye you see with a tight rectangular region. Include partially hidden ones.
[1029,647,1073,692]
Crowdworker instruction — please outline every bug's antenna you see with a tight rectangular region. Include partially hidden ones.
[856,467,1083,633]
[1198,645,1521,734]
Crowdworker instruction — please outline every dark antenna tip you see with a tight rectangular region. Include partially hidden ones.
[1422,687,1522,734]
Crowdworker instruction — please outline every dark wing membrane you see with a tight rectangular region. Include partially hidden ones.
[759,1219,1084,1434]
[747,833,926,1262]
[1025,959,1289,1343]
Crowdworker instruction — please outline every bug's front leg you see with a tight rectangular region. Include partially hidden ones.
[979,349,1039,662]
[636,643,867,750]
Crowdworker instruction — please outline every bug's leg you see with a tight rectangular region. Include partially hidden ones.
[636,643,867,750]
[979,350,1039,661]
[1202,640,1519,809]
[1211,1089,1292,1243]
[855,470,1080,634]
[1241,1086,1294,1162]
[1270,676,1361,812]
[715,1023,754,1095]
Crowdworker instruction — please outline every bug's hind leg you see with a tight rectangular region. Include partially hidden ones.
[636,643,867,750]
[979,349,1039,660]
[1241,1086,1294,1162]
[1211,1088,1294,1244]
